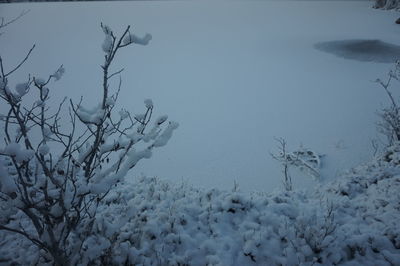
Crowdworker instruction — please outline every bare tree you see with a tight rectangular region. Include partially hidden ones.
[0,21,177,265]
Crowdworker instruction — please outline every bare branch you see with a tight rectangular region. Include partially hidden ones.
[0,10,29,30]
[4,45,35,77]
[107,68,124,80]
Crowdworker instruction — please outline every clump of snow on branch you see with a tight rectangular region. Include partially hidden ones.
[152,121,179,147]
[118,109,129,120]
[15,82,29,96]
[102,34,113,54]
[76,104,105,124]
[144,98,153,108]
[123,33,152,46]
[38,143,50,156]
[287,146,322,179]
[102,24,112,35]
[101,24,113,54]
[1,142,35,163]
[0,160,18,194]
[51,65,65,81]
[0,80,10,98]
[34,77,46,86]
[156,115,168,125]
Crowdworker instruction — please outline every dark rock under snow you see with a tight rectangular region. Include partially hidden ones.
[314,39,400,63]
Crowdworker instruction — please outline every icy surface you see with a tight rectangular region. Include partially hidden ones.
[0,1,399,192]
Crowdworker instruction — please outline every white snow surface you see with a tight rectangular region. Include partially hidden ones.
[1,144,399,265]
[0,1,399,193]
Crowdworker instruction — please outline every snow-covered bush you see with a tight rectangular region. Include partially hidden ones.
[4,144,399,265]
[0,20,177,265]
[373,0,400,10]
[80,146,400,265]
[376,60,400,146]
[271,138,322,191]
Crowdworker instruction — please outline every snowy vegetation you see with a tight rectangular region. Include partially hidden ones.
[1,144,400,265]
[374,0,400,10]
[376,61,400,145]
[271,138,323,192]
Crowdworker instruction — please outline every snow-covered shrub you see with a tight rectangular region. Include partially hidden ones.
[0,21,177,265]
[90,146,400,265]
[286,200,338,264]
[271,138,322,191]
[4,144,394,266]
[373,0,400,10]
[376,60,400,147]
[2,144,400,265]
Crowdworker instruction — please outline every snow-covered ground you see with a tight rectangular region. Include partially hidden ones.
[2,143,400,265]
[0,1,399,192]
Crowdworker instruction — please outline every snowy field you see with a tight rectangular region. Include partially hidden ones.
[1,0,399,192]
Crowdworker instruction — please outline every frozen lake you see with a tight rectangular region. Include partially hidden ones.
[1,1,399,192]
